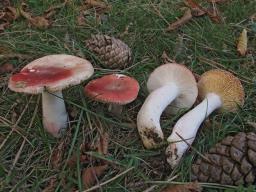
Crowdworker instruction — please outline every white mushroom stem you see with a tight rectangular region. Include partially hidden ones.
[42,91,68,138]
[137,83,179,149]
[166,93,222,168]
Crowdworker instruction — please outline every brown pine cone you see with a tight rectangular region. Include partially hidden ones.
[85,34,132,69]
[192,132,256,185]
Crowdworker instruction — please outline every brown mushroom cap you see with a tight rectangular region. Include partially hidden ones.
[197,69,245,112]
[8,54,94,94]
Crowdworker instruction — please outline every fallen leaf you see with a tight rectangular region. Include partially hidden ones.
[161,182,202,192]
[0,63,14,74]
[97,132,109,155]
[50,141,65,169]
[207,0,226,3]
[206,5,221,23]
[29,16,50,29]
[85,0,111,12]
[166,8,192,31]
[42,177,57,192]
[161,51,175,63]
[237,29,248,56]
[0,0,10,9]
[247,121,256,129]
[185,0,221,22]
[19,5,51,29]
[0,22,9,31]
[4,7,19,21]
[82,164,108,189]
[76,13,86,26]
[67,154,89,167]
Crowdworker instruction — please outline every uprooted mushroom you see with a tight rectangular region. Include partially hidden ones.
[137,63,198,149]
[166,69,245,168]
[8,54,94,137]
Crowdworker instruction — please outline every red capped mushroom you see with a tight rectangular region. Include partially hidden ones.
[84,74,139,114]
[8,54,94,137]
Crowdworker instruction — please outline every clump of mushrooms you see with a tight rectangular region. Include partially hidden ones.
[166,69,245,168]
[137,63,198,149]
[84,74,139,114]
[8,54,94,137]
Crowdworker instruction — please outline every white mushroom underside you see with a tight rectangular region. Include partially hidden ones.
[137,83,179,149]
[166,93,222,168]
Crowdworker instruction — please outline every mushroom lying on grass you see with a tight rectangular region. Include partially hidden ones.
[84,74,139,114]
[137,63,198,149]
[8,54,94,137]
[166,69,245,168]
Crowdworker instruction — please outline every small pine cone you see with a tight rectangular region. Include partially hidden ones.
[192,132,256,185]
[85,35,132,69]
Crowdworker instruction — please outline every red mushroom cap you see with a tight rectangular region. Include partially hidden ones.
[8,54,94,94]
[84,74,139,105]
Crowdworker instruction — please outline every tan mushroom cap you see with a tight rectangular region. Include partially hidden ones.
[198,69,245,112]
[147,63,198,112]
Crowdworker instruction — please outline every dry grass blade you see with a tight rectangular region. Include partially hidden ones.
[166,8,192,31]
[237,29,248,56]
[82,164,108,189]
[161,182,202,192]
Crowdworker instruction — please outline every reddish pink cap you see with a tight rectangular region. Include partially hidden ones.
[8,54,94,94]
[84,74,139,105]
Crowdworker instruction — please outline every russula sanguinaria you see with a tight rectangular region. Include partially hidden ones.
[137,63,198,149]
[166,69,245,168]
[84,74,139,114]
[8,54,94,137]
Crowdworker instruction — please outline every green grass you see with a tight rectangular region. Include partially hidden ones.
[0,0,256,191]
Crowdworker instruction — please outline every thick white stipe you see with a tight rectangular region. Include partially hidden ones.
[166,93,222,168]
[42,91,68,137]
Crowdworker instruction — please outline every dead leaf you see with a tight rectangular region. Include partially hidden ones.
[42,177,57,192]
[29,16,50,29]
[76,13,86,26]
[4,7,19,21]
[67,154,89,167]
[82,164,108,189]
[0,22,9,31]
[206,5,221,23]
[237,29,248,56]
[161,182,202,192]
[97,132,109,156]
[50,141,65,169]
[0,0,10,9]
[85,0,111,11]
[247,121,256,129]
[207,0,226,3]
[167,8,192,31]
[185,0,221,23]
[19,5,51,29]
[0,63,14,74]
[161,51,175,63]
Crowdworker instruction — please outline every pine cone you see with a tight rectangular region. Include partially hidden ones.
[191,132,256,185]
[85,35,132,69]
